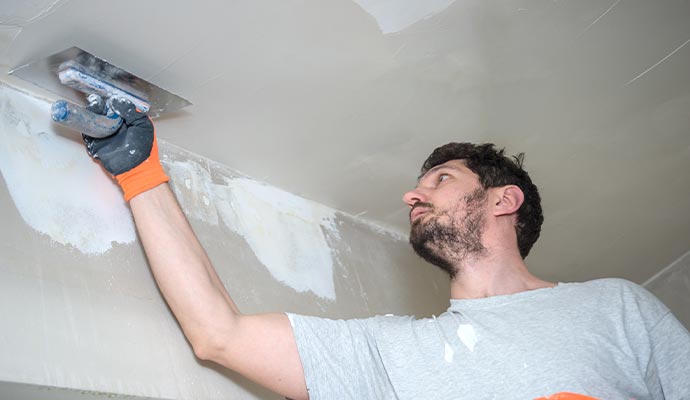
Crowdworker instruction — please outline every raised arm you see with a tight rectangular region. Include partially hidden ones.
[84,98,308,399]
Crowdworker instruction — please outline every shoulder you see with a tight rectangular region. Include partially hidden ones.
[580,278,661,299]
[575,277,640,289]
[286,312,417,337]
[570,278,670,326]
[565,277,655,298]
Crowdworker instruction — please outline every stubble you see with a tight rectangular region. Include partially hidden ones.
[409,187,488,279]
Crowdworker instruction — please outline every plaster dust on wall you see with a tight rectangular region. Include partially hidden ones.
[0,81,343,299]
[352,0,457,34]
[0,83,136,254]
[164,157,340,300]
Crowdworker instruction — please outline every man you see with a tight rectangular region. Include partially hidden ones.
[84,99,690,399]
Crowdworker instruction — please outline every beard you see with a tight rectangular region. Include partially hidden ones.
[409,188,488,279]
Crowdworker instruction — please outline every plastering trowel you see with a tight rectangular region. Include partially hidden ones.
[9,46,192,138]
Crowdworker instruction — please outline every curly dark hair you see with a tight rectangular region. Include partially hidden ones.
[420,143,543,259]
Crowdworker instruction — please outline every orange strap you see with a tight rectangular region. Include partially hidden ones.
[115,130,169,201]
[535,393,599,400]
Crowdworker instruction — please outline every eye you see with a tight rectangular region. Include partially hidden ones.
[438,173,450,183]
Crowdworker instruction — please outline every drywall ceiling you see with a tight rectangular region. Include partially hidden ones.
[1,0,690,284]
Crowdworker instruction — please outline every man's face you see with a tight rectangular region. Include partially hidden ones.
[402,160,488,277]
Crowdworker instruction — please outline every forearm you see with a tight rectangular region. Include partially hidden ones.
[129,183,239,350]
[130,184,308,398]
[82,103,307,397]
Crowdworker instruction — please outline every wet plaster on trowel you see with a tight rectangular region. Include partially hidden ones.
[162,151,340,300]
[0,83,136,254]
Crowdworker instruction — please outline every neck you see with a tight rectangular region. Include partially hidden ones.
[449,249,555,300]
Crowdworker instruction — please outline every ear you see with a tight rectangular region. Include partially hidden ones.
[492,185,524,217]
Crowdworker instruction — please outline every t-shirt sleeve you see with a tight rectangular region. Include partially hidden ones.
[644,311,690,399]
[285,313,395,400]
[619,279,690,399]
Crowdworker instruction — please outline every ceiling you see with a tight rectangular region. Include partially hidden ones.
[1,0,689,284]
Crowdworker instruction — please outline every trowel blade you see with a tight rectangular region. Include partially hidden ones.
[9,46,192,118]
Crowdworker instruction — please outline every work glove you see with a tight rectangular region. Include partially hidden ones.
[83,97,169,201]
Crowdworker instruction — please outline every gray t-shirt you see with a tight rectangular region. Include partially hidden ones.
[287,278,690,399]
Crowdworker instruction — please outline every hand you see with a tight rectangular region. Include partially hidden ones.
[83,97,169,201]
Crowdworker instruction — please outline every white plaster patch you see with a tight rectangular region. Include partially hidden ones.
[0,84,136,254]
[361,219,407,241]
[221,178,338,299]
[164,160,219,226]
[353,0,457,34]
[164,159,339,300]
[457,323,478,352]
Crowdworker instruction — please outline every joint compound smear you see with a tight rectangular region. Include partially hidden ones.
[163,156,339,300]
[353,0,457,34]
[0,84,136,254]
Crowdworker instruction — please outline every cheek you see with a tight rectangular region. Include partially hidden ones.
[433,187,463,209]
[432,197,464,220]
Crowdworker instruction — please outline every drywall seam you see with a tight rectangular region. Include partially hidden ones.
[0,0,67,27]
[581,0,621,35]
[642,248,690,287]
[643,248,690,330]
[158,140,409,242]
[625,36,690,86]
[162,154,340,300]
[0,79,408,297]
[158,142,410,299]
[361,219,407,241]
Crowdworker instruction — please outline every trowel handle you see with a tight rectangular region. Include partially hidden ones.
[50,100,123,138]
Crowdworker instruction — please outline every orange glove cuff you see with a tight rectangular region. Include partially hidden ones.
[535,393,599,400]
[115,133,169,201]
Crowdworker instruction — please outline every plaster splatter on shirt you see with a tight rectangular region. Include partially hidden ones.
[0,84,135,254]
[444,341,454,363]
[352,0,457,34]
[457,323,478,352]
[163,157,339,300]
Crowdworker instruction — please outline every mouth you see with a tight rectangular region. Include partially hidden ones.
[410,205,431,222]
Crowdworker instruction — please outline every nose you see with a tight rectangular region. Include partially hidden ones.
[402,187,427,207]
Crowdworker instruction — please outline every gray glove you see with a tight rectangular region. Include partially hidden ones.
[83,97,154,176]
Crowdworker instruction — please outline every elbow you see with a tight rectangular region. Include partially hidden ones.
[190,334,227,363]
[189,322,237,364]
[191,339,215,361]
[186,311,240,362]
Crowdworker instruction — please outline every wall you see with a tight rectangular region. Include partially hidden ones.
[644,250,690,330]
[0,82,449,399]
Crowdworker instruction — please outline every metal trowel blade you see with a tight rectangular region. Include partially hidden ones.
[9,46,192,118]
